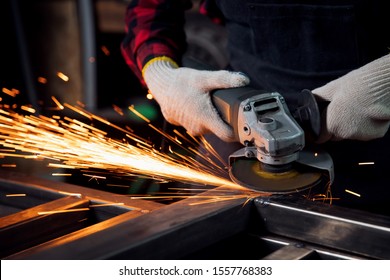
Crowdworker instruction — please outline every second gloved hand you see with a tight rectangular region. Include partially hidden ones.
[143,57,250,142]
[313,54,390,142]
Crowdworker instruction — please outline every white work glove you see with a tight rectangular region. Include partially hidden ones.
[313,54,390,142]
[142,57,250,142]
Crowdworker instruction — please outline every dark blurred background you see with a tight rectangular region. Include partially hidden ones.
[0,0,229,198]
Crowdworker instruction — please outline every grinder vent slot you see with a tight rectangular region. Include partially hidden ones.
[253,98,279,115]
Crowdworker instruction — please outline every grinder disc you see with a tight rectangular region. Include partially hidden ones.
[230,158,322,193]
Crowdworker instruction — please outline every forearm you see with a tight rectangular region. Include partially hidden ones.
[121,0,192,84]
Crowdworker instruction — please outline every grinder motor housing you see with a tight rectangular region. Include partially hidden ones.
[212,87,308,166]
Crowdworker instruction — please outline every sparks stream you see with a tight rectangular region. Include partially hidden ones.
[0,99,246,191]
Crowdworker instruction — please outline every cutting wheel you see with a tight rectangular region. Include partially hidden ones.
[230,158,323,193]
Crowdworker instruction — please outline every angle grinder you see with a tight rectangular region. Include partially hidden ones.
[212,86,334,193]
[182,57,333,194]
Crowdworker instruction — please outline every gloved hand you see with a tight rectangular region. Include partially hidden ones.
[313,54,390,142]
[142,57,250,142]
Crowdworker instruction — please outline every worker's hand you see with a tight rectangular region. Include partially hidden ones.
[142,57,250,142]
[313,54,390,142]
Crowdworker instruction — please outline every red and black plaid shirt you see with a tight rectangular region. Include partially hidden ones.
[121,0,223,85]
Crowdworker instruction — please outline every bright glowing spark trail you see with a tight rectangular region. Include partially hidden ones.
[0,103,244,190]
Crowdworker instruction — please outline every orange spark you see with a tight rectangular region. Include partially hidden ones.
[358,162,375,165]
[1,164,16,168]
[2,87,19,97]
[77,101,86,107]
[51,96,64,110]
[128,105,150,123]
[0,105,241,189]
[37,77,47,84]
[52,173,72,176]
[57,72,69,82]
[38,208,89,215]
[113,105,124,116]
[21,105,36,114]
[58,191,82,197]
[101,45,110,56]
[345,189,361,197]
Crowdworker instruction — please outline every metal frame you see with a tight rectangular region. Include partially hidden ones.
[254,196,390,259]
[1,170,390,259]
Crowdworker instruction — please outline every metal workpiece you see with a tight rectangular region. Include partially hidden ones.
[262,243,318,260]
[0,170,161,259]
[254,196,390,259]
[6,186,252,260]
[0,196,90,258]
[256,235,364,260]
[1,170,388,260]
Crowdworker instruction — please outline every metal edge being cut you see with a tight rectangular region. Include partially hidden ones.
[229,158,323,194]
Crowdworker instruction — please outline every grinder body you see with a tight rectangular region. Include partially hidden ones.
[212,87,304,166]
[210,86,334,193]
[181,56,333,193]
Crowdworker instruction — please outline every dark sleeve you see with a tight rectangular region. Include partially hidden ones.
[121,0,192,85]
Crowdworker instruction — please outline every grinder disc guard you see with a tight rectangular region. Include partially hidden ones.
[230,158,323,193]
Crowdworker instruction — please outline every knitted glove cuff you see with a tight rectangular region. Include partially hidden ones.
[142,56,179,77]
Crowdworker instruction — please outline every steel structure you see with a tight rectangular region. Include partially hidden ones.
[1,170,389,260]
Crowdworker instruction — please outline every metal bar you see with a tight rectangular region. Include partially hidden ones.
[78,0,97,110]
[257,235,363,260]
[6,187,253,259]
[0,196,90,258]
[262,244,317,260]
[254,196,390,259]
